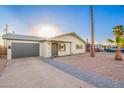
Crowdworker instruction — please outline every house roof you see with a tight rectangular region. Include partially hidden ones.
[2,34,45,41]
[51,32,86,43]
[2,32,86,43]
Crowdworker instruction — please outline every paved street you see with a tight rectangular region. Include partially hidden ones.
[0,57,94,88]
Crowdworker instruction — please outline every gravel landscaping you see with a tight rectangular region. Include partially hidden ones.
[43,57,124,88]
[52,52,124,83]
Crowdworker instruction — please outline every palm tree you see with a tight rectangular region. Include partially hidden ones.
[107,38,115,48]
[107,38,114,43]
[90,5,95,57]
[113,25,124,61]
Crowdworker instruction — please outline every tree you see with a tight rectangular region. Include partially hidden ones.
[90,5,95,57]
[107,38,114,43]
[106,38,115,49]
[107,38,114,47]
[113,25,124,61]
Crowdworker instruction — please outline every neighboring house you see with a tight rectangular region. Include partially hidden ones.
[2,32,86,60]
[86,44,103,52]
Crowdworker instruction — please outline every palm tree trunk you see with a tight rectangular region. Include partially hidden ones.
[115,42,122,61]
[90,5,95,57]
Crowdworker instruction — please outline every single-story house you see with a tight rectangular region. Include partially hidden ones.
[2,32,86,60]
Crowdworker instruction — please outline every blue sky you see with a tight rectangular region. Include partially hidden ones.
[0,5,124,44]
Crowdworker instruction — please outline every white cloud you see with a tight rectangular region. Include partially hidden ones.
[28,24,64,38]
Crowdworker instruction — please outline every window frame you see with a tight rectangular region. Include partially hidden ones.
[59,43,66,51]
[76,44,83,50]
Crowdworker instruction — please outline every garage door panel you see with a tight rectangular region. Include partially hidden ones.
[12,43,39,58]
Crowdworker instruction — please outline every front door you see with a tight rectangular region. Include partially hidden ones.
[52,43,58,57]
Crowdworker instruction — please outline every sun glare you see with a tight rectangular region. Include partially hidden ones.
[29,24,64,38]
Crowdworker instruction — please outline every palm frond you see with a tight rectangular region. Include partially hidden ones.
[107,38,115,43]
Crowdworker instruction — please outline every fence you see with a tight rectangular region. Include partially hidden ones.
[0,45,7,55]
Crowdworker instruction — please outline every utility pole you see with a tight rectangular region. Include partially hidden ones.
[90,5,95,57]
[87,39,88,45]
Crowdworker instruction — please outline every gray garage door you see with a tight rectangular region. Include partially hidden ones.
[12,43,39,58]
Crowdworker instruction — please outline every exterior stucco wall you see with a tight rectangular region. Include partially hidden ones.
[40,41,51,57]
[51,35,86,55]
[7,40,40,60]
[58,43,71,56]
[6,40,11,60]
[6,34,85,59]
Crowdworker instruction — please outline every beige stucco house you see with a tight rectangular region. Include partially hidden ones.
[2,32,86,60]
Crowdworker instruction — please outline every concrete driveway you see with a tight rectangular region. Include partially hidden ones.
[0,57,94,88]
[0,56,7,77]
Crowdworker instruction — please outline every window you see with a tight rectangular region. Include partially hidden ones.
[76,45,83,49]
[59,43,66,51]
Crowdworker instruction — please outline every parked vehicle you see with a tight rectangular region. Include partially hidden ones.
[106,46,124,52]
[106,47,116,52]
